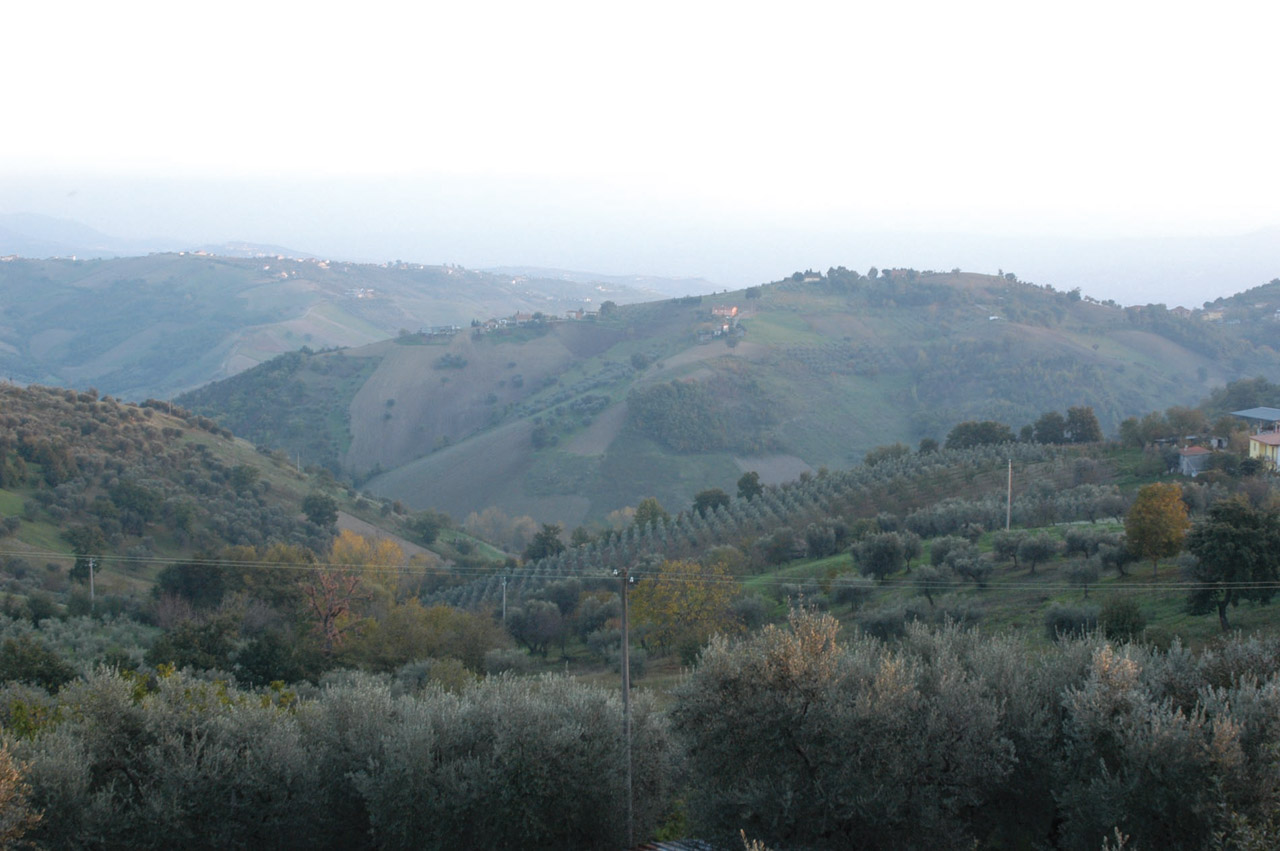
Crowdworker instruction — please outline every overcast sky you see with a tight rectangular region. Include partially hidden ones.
[3,1,1278,301]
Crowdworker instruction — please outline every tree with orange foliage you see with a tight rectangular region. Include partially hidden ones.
[0,745,41,846]
[1124,482,1190,578]
[329,529,405,594]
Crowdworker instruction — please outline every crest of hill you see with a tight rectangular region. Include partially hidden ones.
[179,267,1280,529]
[0,253,656,399]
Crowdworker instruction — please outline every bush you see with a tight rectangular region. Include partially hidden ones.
[1099,596,1146,642]
[831,576,876,610]
[729,594,770,631]
[0,636,76,691]
[856,606,912,641]
[483,648,532,676]
[1044,603,1098,641]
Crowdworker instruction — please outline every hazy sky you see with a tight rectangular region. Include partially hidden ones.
[4,1,1278,298]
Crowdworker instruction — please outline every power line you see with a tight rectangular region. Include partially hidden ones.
[2,546,1270,597]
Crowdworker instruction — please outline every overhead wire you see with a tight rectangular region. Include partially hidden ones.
[0,547,1271,596]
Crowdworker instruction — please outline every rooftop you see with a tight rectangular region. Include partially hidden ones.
[1231,406,1280,422]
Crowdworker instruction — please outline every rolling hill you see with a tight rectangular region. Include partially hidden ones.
[0,252,662,398]
[0,383,482,611]
[178,269,1280,527]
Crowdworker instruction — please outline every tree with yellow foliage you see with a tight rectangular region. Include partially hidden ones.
[339,598,508,672]
[329,529,405,595]
[630,559,741,660]
[1124,482,1190,578]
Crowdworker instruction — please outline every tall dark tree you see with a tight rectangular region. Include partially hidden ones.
[302,492,338,528]
[523,523,566,562]
[692,488,730,517]
[1066,406,1104,443]
[945,420,1015,449]
[156,561,227,610]
[1032,411,1067,445]
[633,498,670,529]
[854,533,905,580]
[1186,498,1280,631]
[64,525,107,582]
[736,471,763,502]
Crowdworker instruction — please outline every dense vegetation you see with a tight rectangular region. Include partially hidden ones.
[176,348,379,474]
[4,617,1280,849]
[4,326,1280,846]
[675,612,1280,850]
[0,384,333,573]
[626,371,779,454]
[5,668,673,849]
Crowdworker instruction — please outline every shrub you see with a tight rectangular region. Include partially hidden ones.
[1099,596,1146,642]
[0,636,76,691]
[1043,603,1098,641]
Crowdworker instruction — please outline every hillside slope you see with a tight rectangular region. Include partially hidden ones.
[0,383,447,606]
[0,253,659,398]
[182,270,1280,526]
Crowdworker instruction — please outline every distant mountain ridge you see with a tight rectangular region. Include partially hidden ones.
[0,212,178,259]
[486,266,719,299]
[0,252,659,398]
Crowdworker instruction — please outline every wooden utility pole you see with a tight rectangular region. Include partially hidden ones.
[1006,459,1013,531]
[617,565,635,849]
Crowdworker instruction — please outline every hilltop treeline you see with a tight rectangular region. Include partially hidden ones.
[4,616,1280,849]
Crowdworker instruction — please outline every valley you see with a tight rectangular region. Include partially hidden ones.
[3,254,1280,849]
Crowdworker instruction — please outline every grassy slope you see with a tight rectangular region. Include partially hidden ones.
[0,385,463,609]
[193,272,1280,528]
[744,526,1276,654]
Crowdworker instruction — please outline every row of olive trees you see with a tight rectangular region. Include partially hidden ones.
[674,611,1280,851]
[437,442,1067,610]
[8,614,1280,849]
[7,669,674,850]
